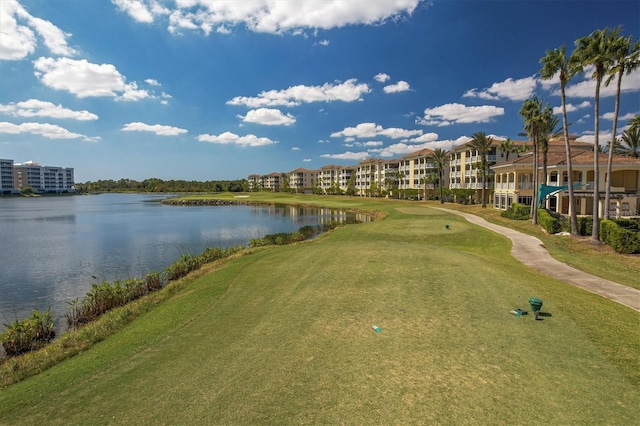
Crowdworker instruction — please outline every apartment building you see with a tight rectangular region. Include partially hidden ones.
[289,168,319,193]
[1,159,16,194]
[318,165,355,194]
[355,158,400,196]
[13,160,75,193]
[397,148,442,199]
[492,143,640,217]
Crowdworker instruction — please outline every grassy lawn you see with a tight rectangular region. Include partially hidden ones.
[0,194,638,424]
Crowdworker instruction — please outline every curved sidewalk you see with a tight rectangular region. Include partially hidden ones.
[435,208,640,312]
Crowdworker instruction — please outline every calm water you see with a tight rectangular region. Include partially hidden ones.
[0,193,356,331]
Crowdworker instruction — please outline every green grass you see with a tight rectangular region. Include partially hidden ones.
[0,194,638,424]
[440,202,640,289]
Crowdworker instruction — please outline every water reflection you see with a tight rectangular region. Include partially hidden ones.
[0,194,365,333]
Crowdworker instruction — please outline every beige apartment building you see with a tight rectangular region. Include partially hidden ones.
[247,172,284,192]
[318,165,355,194]
[354,158,400,196]
[492,142,640,217]
[289,168,319,193]
[397,148,442,199]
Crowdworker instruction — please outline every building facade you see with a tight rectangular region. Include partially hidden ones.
[318,165,355,194]
[13,160,75,193]
[492,144,640,217]
[1,159,16,194]
[289,168,319,193]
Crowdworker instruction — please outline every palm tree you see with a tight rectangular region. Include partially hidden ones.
[519,97,543,224]
[617,125,640,157]
[468,131,493,208]
[540,45,579,235]
[603,32,640,219]
[571,27,617,244]
[538,106,561,185]
[498,138,516,162]
[419,172,438,200]
[427,148,450,204]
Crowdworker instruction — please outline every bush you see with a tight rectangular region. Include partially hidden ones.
[501,203,530,220]
[1,309,55,357]
[537,209,562,234]
[600,220,640,254]
[577,216,593,236]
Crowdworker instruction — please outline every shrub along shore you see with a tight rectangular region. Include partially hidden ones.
[0,193,638,424]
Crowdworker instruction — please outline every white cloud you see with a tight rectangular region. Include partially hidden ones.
[127,0,423,35]
[237,108,296,126]
[345,140,384,147]
[303,158,311,162]
[464,76,537,101]
[0,121,98,141]
[145,78,160,86]
[564,68,640,98]
[318,39,330,46]
[0,99,98,120]
[374,73,391,83]
[408,132,438,143]
[552,101,590,115]
[121,122,187,136]
[112,0,153,23]
[291,146,301,151]
[197,131,276,147]
[33,57,151,101]
[321,151,369,160]
[331,122,423,139]
[418,103,504,126]
[383,80,410,93]
[0,0,77,60]
[227,79,371,108]
[576,130,614,146]
[601,111,637,121]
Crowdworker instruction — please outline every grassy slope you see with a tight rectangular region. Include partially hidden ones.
[0,195,638,424]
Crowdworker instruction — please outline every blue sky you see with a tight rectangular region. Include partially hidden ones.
[1,0,639,182]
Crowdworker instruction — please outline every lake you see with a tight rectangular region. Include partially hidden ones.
[0,193,358,331]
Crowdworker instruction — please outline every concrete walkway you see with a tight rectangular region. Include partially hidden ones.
[435,208,640,312]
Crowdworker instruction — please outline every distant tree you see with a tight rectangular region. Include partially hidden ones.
[20,186,34,196]
[498,138,516,162]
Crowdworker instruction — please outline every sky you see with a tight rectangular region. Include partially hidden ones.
[1,0,639,182]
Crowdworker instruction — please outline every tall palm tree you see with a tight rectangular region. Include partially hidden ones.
[617,125,640,158]
[603,32,640,219]
[540,45,579,235]
[469,131,493,208]
[498,138,516,162]
[427,148,450,204]
[519,97,543,224]
[537,105,561,186]
[571,27,616,244]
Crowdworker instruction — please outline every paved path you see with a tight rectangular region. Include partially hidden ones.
[435,208,640,312]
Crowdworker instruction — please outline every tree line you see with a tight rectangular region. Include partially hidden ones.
[75,178,248,193]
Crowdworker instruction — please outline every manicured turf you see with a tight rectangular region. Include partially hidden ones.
[1,195,638,424]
